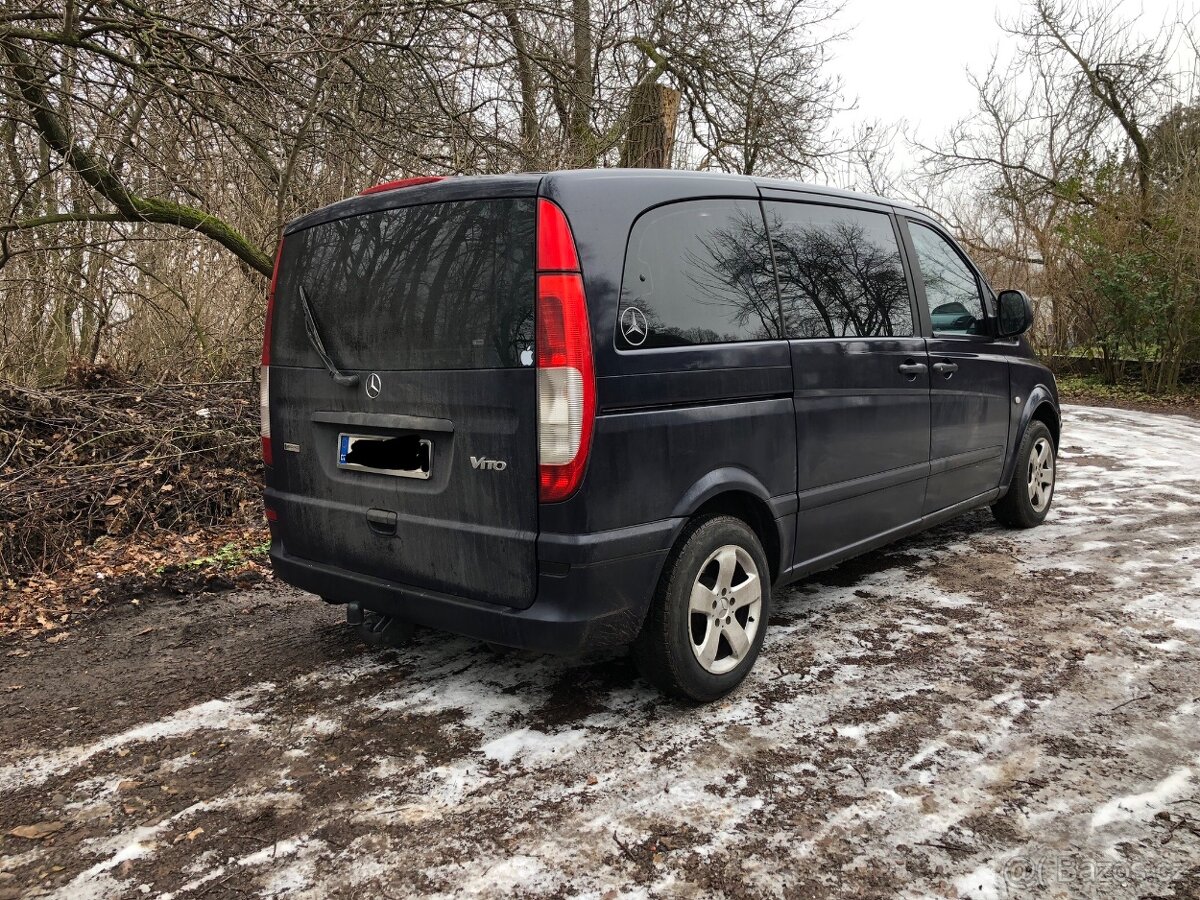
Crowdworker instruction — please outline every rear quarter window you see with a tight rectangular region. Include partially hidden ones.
[616,199,780,349]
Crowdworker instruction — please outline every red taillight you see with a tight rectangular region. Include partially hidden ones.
[536,199,593,503]
[537,198,580,271]
[261,238,283,468]
[262,237,283,367]
[359,176,445,196]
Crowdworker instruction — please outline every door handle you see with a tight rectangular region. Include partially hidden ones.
[366,507,398,536]
[897,360,928,380]
[932,361,959,377]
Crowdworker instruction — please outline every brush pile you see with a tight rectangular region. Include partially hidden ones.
[0,376,262,581]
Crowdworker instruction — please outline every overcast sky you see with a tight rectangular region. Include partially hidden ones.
[827,0,1192,176]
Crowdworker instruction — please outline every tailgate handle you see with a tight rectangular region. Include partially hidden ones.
[313,411,453,433]
[366,508,398,535]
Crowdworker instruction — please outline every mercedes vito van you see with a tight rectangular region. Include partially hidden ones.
[262,169,1060,701]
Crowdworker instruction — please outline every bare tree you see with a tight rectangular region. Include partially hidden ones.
[0,0,850,383]
[918,0,1200,388]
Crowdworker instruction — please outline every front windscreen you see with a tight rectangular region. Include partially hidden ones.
[272,198,536,371]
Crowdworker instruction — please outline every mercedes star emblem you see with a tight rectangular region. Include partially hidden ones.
[365,372,382,399]
[621,306,649,346]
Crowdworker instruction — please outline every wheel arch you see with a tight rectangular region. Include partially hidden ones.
[998,384,1060,495]
[1029,396,1061,449]
[669,469,785,581]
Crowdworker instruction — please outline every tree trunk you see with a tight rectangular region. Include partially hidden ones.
[620,82,681,169]
[502,6,538,168]
[569,0,594,167]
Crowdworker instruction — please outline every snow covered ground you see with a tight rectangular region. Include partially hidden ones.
[2,404,1199,899]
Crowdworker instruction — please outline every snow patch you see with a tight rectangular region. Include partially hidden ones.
[955,865,1002,899]
[1091,767,1196,829]
[480,727,590,766]
[0,686,271,792]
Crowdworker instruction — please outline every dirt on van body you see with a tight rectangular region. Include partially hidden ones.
[2,404,1199,899]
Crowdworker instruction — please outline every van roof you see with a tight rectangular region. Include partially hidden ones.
[541,168,922,215]
[283,169,927,236]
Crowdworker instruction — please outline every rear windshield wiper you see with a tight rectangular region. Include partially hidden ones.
[298,285,360,388]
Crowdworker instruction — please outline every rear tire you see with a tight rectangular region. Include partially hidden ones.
[346,604,415,649]
[632,515,771,702]
[992,420,1056,529]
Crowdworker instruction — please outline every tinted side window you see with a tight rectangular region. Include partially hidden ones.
[908,221,986,336]
[766,202,912,339]
[617,200,779,349]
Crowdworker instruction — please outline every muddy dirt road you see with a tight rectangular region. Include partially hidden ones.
[2,405,1199,899]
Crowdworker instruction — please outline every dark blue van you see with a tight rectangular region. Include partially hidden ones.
[261,170,1060,701]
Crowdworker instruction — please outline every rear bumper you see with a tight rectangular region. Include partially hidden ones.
[268,519,681,653]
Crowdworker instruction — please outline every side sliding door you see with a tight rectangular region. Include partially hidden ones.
[763,197,931,573]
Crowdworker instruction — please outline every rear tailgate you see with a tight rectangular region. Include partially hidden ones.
[265,190,540,608]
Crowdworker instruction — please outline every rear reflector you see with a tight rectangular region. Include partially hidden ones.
[536,200,593,502]
[359,176,445,196]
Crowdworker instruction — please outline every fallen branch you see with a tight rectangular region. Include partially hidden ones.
[1,377,261,581]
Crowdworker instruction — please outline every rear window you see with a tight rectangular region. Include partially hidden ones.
[616,199,780,349]
[272,198,535,370]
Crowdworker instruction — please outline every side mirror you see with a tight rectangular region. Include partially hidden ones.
[996,289,1034,338]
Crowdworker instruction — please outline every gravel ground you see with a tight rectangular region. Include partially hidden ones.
[1,404,1199,900]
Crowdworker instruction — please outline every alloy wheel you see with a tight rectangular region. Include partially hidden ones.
[688,544,763,675]
[1027,436,1055,512]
